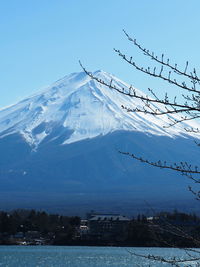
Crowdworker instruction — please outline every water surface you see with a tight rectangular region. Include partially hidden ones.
[0,246,198,266]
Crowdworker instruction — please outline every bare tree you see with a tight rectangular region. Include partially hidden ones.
[80,30,200,266]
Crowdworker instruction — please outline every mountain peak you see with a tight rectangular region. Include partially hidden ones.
[93,69,109,76]
[0,70,199,148]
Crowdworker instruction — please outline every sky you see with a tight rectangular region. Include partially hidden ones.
[0,0,200,108]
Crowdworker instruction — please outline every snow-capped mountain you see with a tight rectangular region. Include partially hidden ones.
[0,70,199,149]
[1,70,200,215]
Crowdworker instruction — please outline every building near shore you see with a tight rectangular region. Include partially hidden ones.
[87,213,130,241]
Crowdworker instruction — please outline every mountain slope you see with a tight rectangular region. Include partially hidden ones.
[0,71,200,215]
[0,70,199,148]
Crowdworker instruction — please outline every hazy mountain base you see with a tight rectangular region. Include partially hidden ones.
[0,130,199,216]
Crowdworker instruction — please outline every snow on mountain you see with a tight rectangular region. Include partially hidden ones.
[1,70,200,214]
[0,70,199,148]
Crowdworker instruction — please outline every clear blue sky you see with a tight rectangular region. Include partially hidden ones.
[0,0,200,108]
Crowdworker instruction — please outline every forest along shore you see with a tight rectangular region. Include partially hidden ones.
[0,210,199,247]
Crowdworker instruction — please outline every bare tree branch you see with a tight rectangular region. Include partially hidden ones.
[123,29,200,84]
[80,31,200,266]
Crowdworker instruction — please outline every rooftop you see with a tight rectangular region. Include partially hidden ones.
[89,215,130,221]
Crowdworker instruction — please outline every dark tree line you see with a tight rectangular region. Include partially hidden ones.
[0,209,80,245]
[1,209,200,248]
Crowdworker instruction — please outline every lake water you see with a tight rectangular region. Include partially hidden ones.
[0,246,198,266]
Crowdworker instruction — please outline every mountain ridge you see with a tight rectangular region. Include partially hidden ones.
[0,70,200,149]
[0,71,200,214]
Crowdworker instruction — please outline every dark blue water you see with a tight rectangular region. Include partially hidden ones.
[0,246,198,266]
